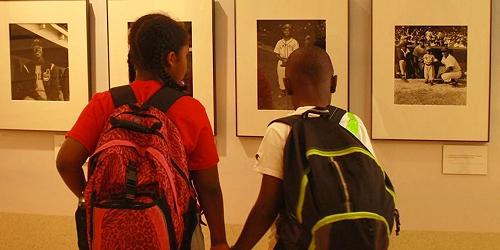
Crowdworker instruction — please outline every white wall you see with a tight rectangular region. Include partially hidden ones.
[0,0,499,233]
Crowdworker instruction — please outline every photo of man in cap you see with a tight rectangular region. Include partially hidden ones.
[13,38,63,101]
[257,20,326,110]
[439,47,462,87]
[396,42,412,81]
[273,23,299,98]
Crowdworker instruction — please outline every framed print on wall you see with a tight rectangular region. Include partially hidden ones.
[235,0,349,136]
[372,0,491,141]
[0,0,89,131]
[107,0,215,131]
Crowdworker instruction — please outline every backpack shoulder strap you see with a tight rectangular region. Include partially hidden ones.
[269,115,302,127]
[269,106,347,127]
[327,105,347,123]
[145,87,186,112]
[110,85,137,108]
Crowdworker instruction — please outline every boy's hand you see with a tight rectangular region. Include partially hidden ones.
[211,243,230,250]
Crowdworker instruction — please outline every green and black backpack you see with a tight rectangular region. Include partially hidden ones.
[272,106,400,250]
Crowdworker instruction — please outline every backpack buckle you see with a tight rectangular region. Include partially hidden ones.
[125,163,137,200]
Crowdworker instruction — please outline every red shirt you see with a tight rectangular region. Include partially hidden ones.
[67,80,218,170]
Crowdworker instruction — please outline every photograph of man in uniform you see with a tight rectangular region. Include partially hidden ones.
[274,23,299,98]
[10,23,69,101]
[439,47,462,86]
[257,20,326,110]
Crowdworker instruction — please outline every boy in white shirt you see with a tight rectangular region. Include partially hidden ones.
[232,47,375,250]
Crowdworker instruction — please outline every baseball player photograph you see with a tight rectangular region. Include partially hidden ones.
[9,23,70,101]
[257,20,326,110]
[9,23,69,101]
[393,25,467,105]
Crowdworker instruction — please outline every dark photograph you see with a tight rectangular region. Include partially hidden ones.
[394,25,467,105]
[257,20,326,110]
[128,21,193,96]
[9,23,69,101]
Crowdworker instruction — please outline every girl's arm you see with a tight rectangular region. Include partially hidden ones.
[56,137,89,198]
[191,166,229,249]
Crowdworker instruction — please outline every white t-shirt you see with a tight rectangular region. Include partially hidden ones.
[254,106,376,180]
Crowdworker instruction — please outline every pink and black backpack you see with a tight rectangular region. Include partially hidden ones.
[78,85,198,250]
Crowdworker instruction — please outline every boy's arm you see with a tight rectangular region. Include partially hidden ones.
[191,166,229,249]
[232,174,283,250]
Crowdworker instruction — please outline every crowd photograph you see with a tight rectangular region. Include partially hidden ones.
[393,25,468,105]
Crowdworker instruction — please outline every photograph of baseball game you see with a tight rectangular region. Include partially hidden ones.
[9,23,69,101]
[372,0,490,141]
[257,20,326,110]
[394,25,468,106]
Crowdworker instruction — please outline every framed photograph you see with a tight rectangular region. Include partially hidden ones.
[235,0,349,136]
[0,0,89,131]
[107,0,215,131]
[372,0,491,141]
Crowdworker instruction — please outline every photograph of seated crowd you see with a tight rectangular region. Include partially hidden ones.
[9,23,69,101]
[394,25,467,106]
[257,20,326,110]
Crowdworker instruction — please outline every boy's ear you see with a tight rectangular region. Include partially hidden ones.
[330,75,337,94]
[284,77,293,95]
[164,51,176,67]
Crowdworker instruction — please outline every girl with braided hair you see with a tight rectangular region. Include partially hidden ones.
[57,13,229,250]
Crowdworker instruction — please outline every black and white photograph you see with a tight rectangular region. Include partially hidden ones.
[257,20,326,110]
[9,23,69,101]
[127,21,193,96]
[394,25,467,105]
[236,0,347,136]
[372,0,489,141]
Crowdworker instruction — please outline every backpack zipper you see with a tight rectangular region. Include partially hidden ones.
[307,147,396,201]
[329,157,352,212]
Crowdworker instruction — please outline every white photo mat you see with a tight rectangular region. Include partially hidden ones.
[372,0,491,141]
[107,0,215,131]
[235,0,349,136]
[0,0,89,131]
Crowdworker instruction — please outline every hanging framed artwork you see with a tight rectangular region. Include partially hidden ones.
[0,0,89,131]
[372,0,491,141]
[107,0,215,131]
[235,0,349,136]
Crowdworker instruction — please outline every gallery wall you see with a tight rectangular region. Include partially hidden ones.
[0,0,499,234]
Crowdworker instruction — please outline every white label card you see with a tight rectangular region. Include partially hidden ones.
[442,145,488,175]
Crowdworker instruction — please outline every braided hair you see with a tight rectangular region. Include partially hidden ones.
[128,14,188,90]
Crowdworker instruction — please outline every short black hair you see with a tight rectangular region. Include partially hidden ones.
[287,46,333,83]
[128,13,188,89]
